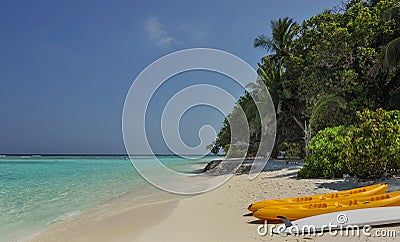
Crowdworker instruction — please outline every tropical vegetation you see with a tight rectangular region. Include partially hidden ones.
[209,0,400,179]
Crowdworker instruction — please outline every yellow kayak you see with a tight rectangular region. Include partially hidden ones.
[248,183,387,212]
[253,190,400,221]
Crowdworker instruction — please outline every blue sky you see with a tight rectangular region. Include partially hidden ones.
[0,0,338,154]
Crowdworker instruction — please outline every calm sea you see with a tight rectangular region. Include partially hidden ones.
[0,155,215,241]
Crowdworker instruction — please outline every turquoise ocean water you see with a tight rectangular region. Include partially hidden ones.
[0,155,215,241]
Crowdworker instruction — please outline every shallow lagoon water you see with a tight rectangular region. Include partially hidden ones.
[0,155,214,241]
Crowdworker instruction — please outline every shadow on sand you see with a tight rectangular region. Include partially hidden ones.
[247,219,282,225]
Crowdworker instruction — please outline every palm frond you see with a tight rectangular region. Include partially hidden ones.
[255,17,298,57]
[257,60,279,88]
[382,37,400,68]
[310,94,347,130]
[254,34,276,52]
[382,1,400,22]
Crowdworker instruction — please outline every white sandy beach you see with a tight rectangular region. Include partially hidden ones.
[30,160,400,242]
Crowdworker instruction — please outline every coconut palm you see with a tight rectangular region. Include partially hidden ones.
[254,18,304,156]
[253,17,298,112]
[254,17,299,60]
[252,57,282,110]
[381,1,400,68]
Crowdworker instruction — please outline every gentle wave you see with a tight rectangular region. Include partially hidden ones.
[46,210,81,226]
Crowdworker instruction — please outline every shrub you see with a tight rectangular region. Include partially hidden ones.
[343,109,400,179]
[298,126,350,178]
[281,141,305,159]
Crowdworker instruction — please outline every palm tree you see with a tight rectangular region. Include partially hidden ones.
[254,57,282,110]
[254,17,298,111]
[381,1,400,68]
[254,17,303,156]
[254,17,299,60]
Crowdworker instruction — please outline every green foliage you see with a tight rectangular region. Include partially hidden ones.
[226,147,248,158]
[210,92,261,156]
[298,126,350,179]
[382,37,400,68]
[343,108,400,179]
[254,17,299,58]
[287,0,400,119]
[300,108,400,180]
[209,0,400,160]
[381,1,400,68]
[281,141,305,159]
[309,94,347,134]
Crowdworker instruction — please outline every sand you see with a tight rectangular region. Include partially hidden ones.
[30,160,400,242]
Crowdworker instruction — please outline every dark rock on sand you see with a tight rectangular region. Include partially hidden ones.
[203,159,257,175]
[202,159,222,173]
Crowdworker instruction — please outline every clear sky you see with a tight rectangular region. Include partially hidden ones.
[0,0,338,154]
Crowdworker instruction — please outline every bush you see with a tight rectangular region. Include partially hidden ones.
[281,141,305,159]
[343,109,400,179]
[299,109,400,180]
[298,126,350,178]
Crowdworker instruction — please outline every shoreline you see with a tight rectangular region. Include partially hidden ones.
[29,159,400,242]
[29,184,181,242]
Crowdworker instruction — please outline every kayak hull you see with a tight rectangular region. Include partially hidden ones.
[248,184,388,212]
[272,206,400,234]
[253,191,400,221]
